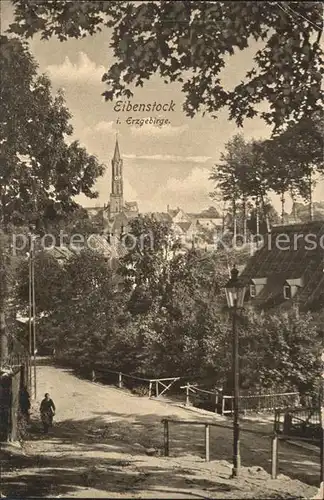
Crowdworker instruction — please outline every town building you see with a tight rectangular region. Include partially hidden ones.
[84,139,228,251]
[240,220,324,311]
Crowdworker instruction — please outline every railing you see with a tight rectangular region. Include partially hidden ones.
[270,432,321,480]
[161,418,321,482]
[161,418,272,462]
[180,382,220,411]
[86,367,300,417]
[274,406,321,442]
[162,418,221,461]
[222,392,300,415]
[90,367,180,398]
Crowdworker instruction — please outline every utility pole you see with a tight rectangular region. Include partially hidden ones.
[28,232,37,399]
[319,351,324,498]
[232,298,240,477]
[28,241,32,393]
[32,240,36,399]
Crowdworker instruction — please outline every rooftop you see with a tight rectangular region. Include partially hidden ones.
[149,212,173,223]
[240,220,324,310]
[175,221,192,232]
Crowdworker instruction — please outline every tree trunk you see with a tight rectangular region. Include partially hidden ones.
[290,189,297,221]
[0,310,8,366]
[0,229,9,366]
[0,183,8,227]
[242,195,247,244]
[280,191,285,224]
[255,197,260,246]
[233,198,237,246]
[222,200,226,234]
[260,195,271,233]
[308,172,313,221]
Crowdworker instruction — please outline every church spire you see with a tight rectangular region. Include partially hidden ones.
[110,134,123,217]
[113,134,121,162]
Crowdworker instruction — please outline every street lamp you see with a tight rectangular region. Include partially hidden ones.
[225,265,247,478]
[319,351,324,499]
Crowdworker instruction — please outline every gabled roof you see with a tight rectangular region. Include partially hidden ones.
[285,277,304,287]
[196,218,223,226]
[175,221,191,232]
[86,234,115,258]
[241,220,324,310]
[44,234,118,262]
[168,209,180,218]
[251,277,268,285]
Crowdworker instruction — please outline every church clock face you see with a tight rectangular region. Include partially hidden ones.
[115,176,120,180]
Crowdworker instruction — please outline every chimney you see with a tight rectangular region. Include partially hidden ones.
[167,205,170,213]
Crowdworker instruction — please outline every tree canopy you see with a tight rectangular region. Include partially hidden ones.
[14,233,323,394]
[0,35,105,228]
[8,1,323,130]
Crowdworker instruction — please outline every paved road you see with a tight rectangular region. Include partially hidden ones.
[1,363,319,499]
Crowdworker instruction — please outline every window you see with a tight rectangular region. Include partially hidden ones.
[249,278,267,298]
[283,285,292,300]
[284,278,303,299]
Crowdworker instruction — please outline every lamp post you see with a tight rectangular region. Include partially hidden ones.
[319,351,324,499]
[225,265,247,478]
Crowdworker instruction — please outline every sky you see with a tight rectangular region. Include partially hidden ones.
[1,1,323,214]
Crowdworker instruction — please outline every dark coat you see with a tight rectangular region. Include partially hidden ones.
[40,398,55,415]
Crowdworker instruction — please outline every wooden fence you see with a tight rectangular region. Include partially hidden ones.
[161,418,321,482]
[221,392,300,415]
[90,367,180,398]
[180,382,220,411]
[86,367,301,416]
[270,432,321,479]
[179,383,299,415]
[161,418,272,461]
[274,406,321,442]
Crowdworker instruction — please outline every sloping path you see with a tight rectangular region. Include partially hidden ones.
[1,364,319,498]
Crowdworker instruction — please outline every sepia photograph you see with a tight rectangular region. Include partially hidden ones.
[0,1,323,498]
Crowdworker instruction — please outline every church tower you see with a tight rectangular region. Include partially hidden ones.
[109,136,124,217]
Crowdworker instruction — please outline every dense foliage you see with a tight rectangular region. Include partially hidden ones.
[8,1,323,131]
[3,0,323,395]
[0,36,105,229]
[210,114,323,234]
[0,36,105,365]
[14,217,323,397]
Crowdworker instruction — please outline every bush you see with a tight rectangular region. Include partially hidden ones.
[131,384,150,397]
